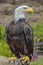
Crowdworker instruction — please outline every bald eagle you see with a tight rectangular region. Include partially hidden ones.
[6,5,34,61]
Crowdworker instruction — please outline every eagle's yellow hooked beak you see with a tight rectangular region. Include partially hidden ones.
[25,8,34,13]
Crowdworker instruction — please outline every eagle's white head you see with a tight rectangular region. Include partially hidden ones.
[14,5,33,23]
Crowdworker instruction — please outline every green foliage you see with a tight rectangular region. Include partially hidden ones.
[0,25,6,41]
[33,21,43,42]
[0,24,13,57]
[0,42,13,57]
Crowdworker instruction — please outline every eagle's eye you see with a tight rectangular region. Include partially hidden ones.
[24,7,27,9]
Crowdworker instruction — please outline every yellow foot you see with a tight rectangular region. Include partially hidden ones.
[9,57,17,63]
[21,56,30,63]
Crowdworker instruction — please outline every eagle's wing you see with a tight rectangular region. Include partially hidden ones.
[23,23,34,55]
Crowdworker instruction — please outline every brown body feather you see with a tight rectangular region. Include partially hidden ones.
[6,20,34,60]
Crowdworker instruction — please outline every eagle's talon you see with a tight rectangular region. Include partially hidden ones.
[21,56,30,63]
[9,57,17,63]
